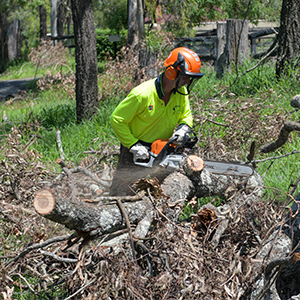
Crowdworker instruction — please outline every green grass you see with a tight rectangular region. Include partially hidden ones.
[0,59,75,81]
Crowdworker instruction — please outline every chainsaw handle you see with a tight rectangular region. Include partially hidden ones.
[133,154,156,168]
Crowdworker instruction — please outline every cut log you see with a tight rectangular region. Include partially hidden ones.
[33,189,55,215]
[183,155,205,176]
[33,189,152,236]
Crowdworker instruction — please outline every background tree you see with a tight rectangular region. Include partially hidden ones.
[276,0,300,78]
[127,0,144,47]
[70,0,99,122]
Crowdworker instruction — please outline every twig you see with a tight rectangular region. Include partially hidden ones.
[62,277,97,300]
[232,41,279,86]
[116,199,137,262]
[253,150,300,163]
[56,128,65,160]
[5,233,77,267]
[11,273,38,294]
[63,167,78,202]
[69,166,111,187]
[92,194,143,203]
[40,250,78,263]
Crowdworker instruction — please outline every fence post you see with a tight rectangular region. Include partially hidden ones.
[216,19,249,78]
[214,22,226,72]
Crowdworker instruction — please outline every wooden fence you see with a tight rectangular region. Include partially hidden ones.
[174,26,279,62]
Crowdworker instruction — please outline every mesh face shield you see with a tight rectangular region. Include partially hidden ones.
[174,52,204,95]
[175,73,203,96]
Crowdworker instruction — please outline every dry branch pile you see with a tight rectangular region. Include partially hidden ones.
[1,136,299,300]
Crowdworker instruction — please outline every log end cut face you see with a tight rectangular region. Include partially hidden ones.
[186,155,205,172]
[34,189,55,215]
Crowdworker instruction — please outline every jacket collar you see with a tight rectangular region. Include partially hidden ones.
[155,73,165,99]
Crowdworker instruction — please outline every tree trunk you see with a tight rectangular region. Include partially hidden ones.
[70,0,99,122]
[135,47,158,81]
[276,0,300,78]
[7,19,21,61]
[127,0,144,47]
[40,5,47,40]
[0,12,8,72]
[34,189,152,237]
[216,19,249,78]
[57,2,65,37]
[51,0,58,44]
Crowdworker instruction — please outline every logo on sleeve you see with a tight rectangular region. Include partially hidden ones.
[149,105,154,110]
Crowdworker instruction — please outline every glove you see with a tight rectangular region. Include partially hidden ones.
[171,124,191,145]
[129,143,150,160]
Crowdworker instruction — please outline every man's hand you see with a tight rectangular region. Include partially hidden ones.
[171,124,191,145]
[130,143,150,160]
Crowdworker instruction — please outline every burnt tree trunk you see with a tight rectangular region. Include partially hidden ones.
[70,0,99,122]
[251,195,300,300]
[57,2,65,38]
[40,5,47,40]
[276,0,300,78]
[135,48,158,81]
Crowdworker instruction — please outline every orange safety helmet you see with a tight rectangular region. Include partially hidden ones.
[164,47,204,95]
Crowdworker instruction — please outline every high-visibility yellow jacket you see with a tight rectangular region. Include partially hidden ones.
[110,74,193,148]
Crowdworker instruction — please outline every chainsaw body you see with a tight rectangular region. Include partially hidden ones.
[133,132,254,177]
[133,139,187,170]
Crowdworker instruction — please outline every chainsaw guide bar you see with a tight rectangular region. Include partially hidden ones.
[203,160,254,177]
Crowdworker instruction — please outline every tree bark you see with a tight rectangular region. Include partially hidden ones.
[127,0,144,47]
[57,2,65,37]
[70,0,99,123]
[276,0,300,78]
[40,5,47,40]
[7,19,21,61]
[34,189,152,237]
[51,0,58,44]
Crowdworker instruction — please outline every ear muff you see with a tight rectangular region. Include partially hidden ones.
[165,65,179,80]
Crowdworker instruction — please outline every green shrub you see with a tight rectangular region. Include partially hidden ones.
[95,28,127,61]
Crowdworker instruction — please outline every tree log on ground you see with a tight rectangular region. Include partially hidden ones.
[33,155,263,242]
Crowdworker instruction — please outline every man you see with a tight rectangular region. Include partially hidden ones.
[109,47,204,196]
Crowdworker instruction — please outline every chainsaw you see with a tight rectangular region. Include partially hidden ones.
[133,131,254,177]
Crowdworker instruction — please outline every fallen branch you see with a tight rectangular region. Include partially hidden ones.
[260,121,300,153]
[116,198,137,261]
[56,128,65,160]
[5,233,77,267]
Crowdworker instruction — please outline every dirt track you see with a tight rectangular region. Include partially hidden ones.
[0,78,36,100]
